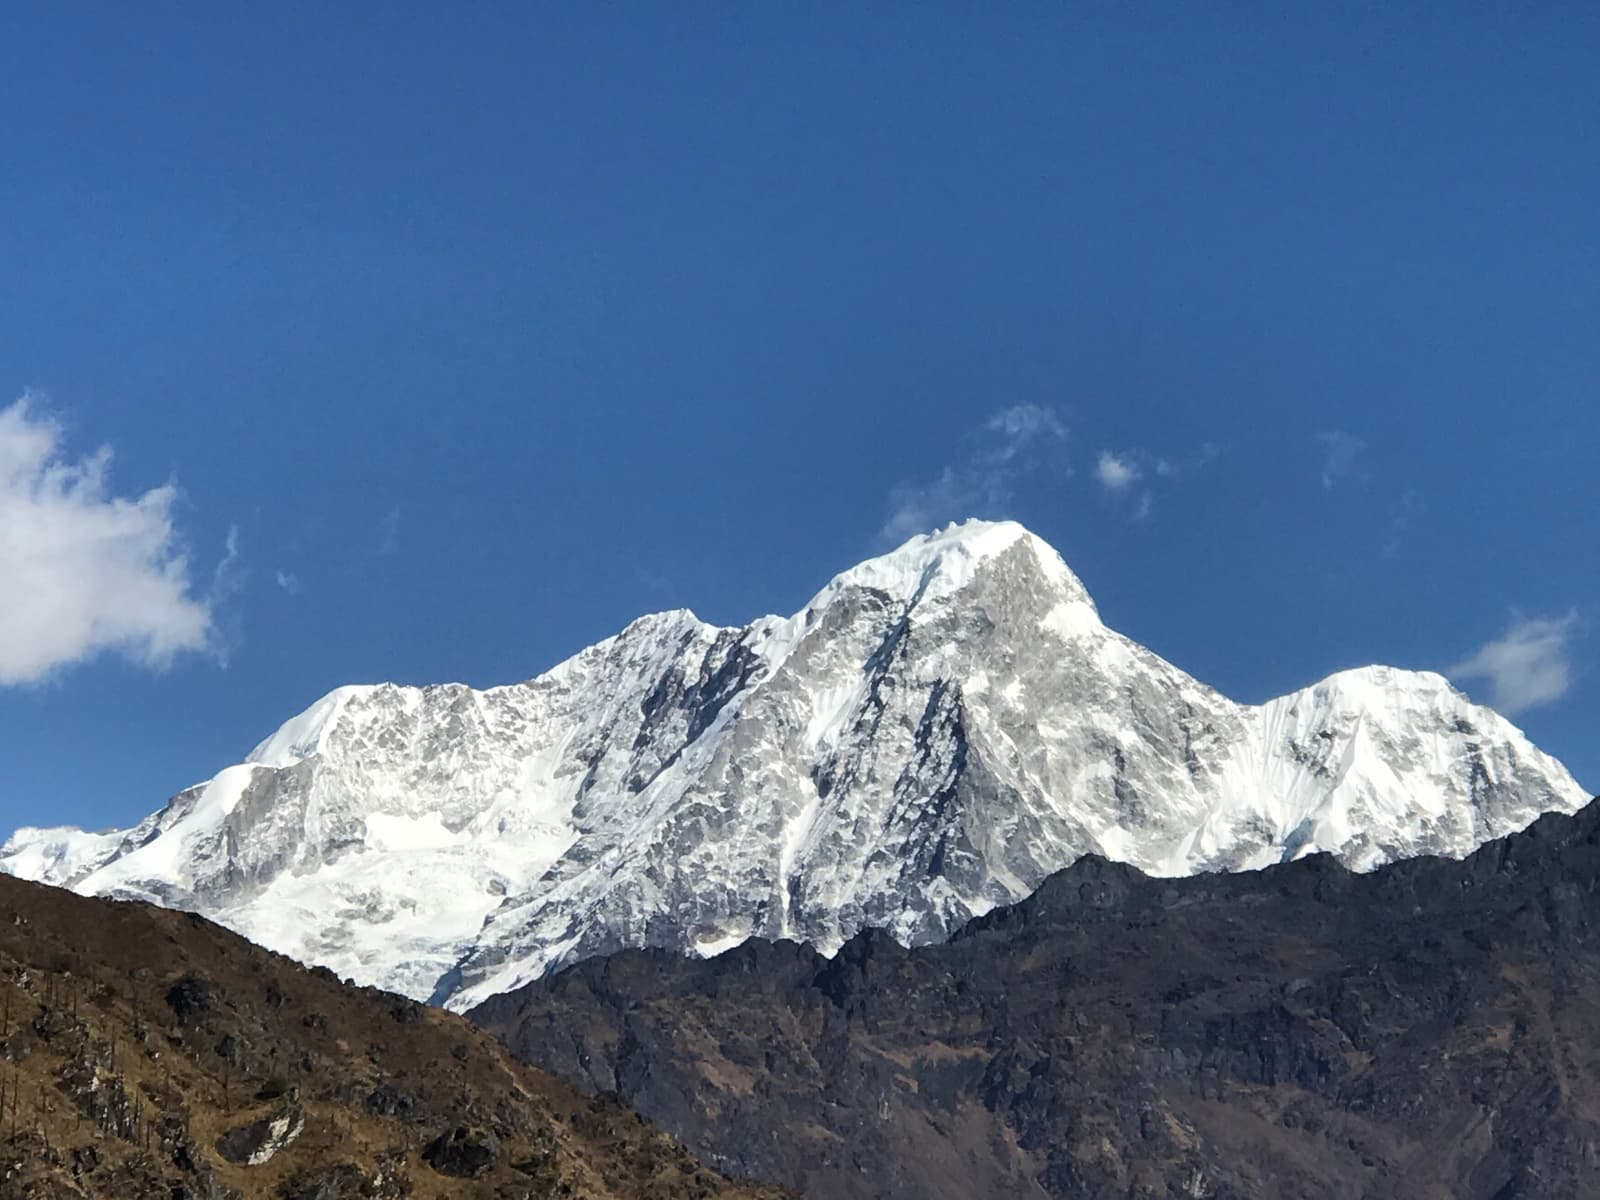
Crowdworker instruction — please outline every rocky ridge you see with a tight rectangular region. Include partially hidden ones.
[472,793,1600,1200]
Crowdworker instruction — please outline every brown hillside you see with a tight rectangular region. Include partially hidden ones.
[0,873,791,1200]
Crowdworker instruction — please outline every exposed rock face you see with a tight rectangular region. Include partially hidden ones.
[2,522,1587,1009]
[0,872,791,1200]
[473,795,1600,1200]
[215,1102,304,1164]
[421,1125,499,1177]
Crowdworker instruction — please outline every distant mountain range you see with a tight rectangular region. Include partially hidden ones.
[1,520,1587,1011]
[472,794,1600,1200]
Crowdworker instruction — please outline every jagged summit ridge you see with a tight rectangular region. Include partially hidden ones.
[1,519,1587,1010]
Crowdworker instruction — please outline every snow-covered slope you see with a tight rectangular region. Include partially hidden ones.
[2,521,1588,1010]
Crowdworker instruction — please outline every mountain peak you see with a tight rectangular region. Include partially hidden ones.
[808,519,1094,614]
[1274,664,1505,734]
[2,522,1586,1010]
[1309,663,1457,695]
[248,684,376,768]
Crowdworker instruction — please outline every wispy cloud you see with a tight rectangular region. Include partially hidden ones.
[1093,442,1220,522]
[882,469,986,546]
[213,525,243,598]
[1447,611,1582,715]
[1153,442,1221,478]
[1316,430,1366,490]
[275,569,303,595]
[880,405,1068,544]
[986,404,1067,446]
[1094,451,1140,491]
[0,393,221,685]
[1382,489,1424,558]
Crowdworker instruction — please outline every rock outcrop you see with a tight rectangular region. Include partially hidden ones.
[473,794,1600,1200]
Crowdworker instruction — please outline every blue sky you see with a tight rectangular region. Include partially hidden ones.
[1,4,1595,834]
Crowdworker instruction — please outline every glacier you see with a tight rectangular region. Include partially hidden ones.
[1,520,1588,1011]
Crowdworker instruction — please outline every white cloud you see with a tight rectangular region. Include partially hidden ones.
[1316,430,1366,489]
[0,394,220,685]
[880,405,1068,543]
[1094,442,1219,523]
[1447,611,1581,716]
[275,569,302,595]
[1094,451,1141,491]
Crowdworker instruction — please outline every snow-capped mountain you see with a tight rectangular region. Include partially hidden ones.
[2,521,1588,1011]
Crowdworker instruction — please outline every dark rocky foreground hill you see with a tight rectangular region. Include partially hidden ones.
[473,795,1600,1200]
[0,875,792,1200]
